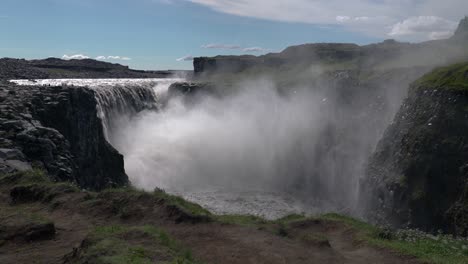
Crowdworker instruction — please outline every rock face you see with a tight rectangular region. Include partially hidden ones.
[0,58,190,80]
[168,82,216,97]
[0,82,128,190]
[361,63,468,235]
[454,16,468,40]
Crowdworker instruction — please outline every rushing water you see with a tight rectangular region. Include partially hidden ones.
[10,78,335,219]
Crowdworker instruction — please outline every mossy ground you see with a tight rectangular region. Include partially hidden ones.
[316,214,468,264]
[412,62,468,90]
[2,170,468,264]
[74,225,198,264]
[214,212,468,264]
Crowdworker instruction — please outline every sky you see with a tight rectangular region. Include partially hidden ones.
[0,0,467,70]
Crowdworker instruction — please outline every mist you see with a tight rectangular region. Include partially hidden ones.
[102,72,406,216]
[111,80,320,190]
[11,74,411,217]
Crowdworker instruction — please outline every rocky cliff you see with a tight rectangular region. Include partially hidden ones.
[0,82,128,190]
[361,62,468,235]
[0,58,188,80]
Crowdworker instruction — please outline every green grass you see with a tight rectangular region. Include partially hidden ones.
[85,224,199,264]
[412,62,468,91]
[3,170,466,263]
[98,187,211,219]
[0,205,52,225]
[0,169,49,186]
[153,188,211,218]
[215,212,468,264]
[319,213,468,264]
[0,169,79,192]
[215,214,267,227]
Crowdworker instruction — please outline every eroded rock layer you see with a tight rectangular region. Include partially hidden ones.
[0,82,128,190]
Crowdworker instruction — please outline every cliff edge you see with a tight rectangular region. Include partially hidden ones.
[0,82,128,190]
[361,62,468,235]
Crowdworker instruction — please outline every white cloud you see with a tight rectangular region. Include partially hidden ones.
[107,56,131,60]
[176,55,194,61]
[200,43,270,53]
[389,16,457,40]
[62,54,90,60]
[201,43,242,49]
[242,47,270,52]
[336,16,351,23]
[354,16,370,22]
[96,55,132,61]
[429,31,454,40]
[185,0,468,41]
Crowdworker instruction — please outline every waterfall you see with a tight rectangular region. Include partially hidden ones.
[10,77,400,219]
[10,78,183,140]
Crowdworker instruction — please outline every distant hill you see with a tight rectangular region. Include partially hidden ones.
[0,57,191,79]
[194,17,468,76]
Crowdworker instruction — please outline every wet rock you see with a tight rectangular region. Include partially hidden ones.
[0,148,25,160]
[361,85,468,235]
[5,160,32,172]
[167,82,217,105]
[0,83,128,190]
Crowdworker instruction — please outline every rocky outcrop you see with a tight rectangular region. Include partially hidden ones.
[453,16,468,40]
[194,55,259,74]
[0,58,189,80]
[168,82,216,96]
[0,82,128,190]
[361,62,468,235]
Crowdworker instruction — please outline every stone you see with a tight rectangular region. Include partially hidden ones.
[5,160,32,172]
[0,83,128,190]
[0,148,25,160]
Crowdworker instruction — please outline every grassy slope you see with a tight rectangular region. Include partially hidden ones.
[0,170,202,264]
[78,225,197,264]
[217,213,468,264]
[412,62,468,90]
[321,214,468,264]
[2,170,468,264]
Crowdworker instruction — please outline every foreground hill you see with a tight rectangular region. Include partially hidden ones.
[0,58,188,79]
[1,169,466,263]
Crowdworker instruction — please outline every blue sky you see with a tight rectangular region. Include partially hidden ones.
[1,0,466,70]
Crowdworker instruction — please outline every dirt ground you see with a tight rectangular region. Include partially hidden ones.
[0,181,421,264]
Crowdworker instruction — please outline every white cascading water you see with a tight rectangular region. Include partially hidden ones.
[10,79,181,139]
[11,77,394,219]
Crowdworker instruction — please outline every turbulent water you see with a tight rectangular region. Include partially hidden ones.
[11,75,405,219]
[12,78,344,219]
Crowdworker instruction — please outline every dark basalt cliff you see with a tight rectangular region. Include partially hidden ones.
[0,58,187,80]
[0,82,128,190]
[361,62,468,235]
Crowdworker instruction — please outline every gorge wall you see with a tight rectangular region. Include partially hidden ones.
[0,82,128,190]
[361,63,468,235]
